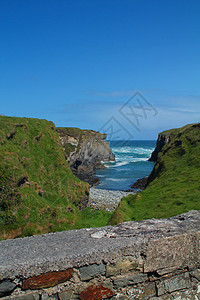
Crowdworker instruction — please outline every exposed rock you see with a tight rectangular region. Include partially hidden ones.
[58,290,74,300]
[10,294,40,300]
[0,279,17,297]
[149,132,171,162]
[147,124,200,187]
[114,294,129,300]
[131,177,148,190]
[79,263,106,281]
[156,272,191,296]
[22,269,73,290]
[57,128,115,187]
[127,282,156,299]
[41,293,58,300]
[106,257,138,277]
[190,269,200,281]
[76,173,100,187]
[113,273,147,288]
[143,231,200,273]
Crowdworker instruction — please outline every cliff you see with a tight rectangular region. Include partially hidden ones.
[147,123,200,185]
[57,127,115,186]
[148,132,171,162]
[110,123,200,224]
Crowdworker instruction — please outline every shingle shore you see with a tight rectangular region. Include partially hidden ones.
[88,188,137,211]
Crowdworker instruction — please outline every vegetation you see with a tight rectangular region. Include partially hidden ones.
[110,123,200,225]
[0,116,112,239]
[1,116,199,240]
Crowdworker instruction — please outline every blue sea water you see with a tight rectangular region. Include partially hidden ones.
[95,140,156,191]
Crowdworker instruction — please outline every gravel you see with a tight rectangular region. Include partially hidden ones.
[88,188,137,211]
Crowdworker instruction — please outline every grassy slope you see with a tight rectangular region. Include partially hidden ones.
[0,116,112,239]
[110,123,200,225]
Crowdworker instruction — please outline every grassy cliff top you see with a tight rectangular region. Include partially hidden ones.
[158,123,199,137]
[57,127,104,138]
[0,116,111,239]
[110,122,200,224]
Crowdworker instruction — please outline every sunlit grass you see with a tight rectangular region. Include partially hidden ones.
[110,123,200,224]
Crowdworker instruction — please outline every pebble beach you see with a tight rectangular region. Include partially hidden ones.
[88,188,137,211]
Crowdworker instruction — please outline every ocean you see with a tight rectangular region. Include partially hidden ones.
[95,140,156,191]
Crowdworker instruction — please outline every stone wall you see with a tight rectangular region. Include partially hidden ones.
[0,210,199,299]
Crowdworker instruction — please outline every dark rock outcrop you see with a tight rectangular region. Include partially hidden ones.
[131,176,148,190]
[57,128,115,186]
[148,132,171,162]
[129,131,171,191]
[147,123,200,186]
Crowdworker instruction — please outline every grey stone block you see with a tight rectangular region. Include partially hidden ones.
[0,279,17,297]
[113,273,147,288]
[163,285,200,299]
[190,268,200,281]
[156,272,191,296]
[127,282,156,299]
[10,294,40,300]
[106,257,138,277]
[144,232,200,273]
[58,290,73,300]
[113,294,129,300]
[41,293,58,300]
[79,262,105,281]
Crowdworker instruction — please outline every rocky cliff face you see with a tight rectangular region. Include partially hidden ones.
[57,127,115,186]
[147,123,200,185]
[148,132,171,162]
[110,123,200,224]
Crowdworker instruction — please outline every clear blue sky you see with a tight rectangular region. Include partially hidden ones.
[1,0,200,139]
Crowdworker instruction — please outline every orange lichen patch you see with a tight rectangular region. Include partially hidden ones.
[80,284,114,300]
[22,268,73,290]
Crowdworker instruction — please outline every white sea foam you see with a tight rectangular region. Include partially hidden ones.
[102,161,116,168]
[114,156,148,164]
[132,147,154,155]
[112,146,154,156]
[111,162,129,167]
[107,178,126,182]
[131,158,148,162]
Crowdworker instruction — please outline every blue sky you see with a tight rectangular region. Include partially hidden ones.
[0,0,200,139]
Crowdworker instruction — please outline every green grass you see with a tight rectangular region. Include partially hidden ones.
[0,116,112,239]
[2,116,198,239]
[78,207,112,228]
[110,123,200,225]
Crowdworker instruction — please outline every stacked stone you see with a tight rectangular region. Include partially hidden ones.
[0,256,199,299]
[0,211,199,299]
